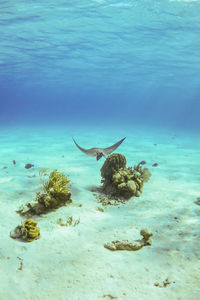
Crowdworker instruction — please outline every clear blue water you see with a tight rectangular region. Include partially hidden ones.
[0,0,200,129]
[1,3,200,298]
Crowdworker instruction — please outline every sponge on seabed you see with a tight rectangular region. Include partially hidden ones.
[10,219,40,242]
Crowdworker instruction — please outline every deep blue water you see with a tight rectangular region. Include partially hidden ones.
[0,0,200,130]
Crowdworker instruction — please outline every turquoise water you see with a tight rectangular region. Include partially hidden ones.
[0,0,200,129]
[1,3,200,299]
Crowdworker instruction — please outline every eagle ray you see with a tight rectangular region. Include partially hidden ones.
[72,137,126,160]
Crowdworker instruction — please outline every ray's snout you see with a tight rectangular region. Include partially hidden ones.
[96,152,104,160]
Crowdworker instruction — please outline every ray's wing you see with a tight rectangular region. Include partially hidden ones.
[72,138,96,157]
[103,137,126,155]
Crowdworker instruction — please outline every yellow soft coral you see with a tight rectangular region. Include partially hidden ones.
[39,168,71,193]
[17,169,72,216]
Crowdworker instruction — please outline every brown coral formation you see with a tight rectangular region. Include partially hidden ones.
[101,153,126,181]
[104,228,153,251]
[10,219,40,242]
[17,169,72,216]
[99,153,151,201]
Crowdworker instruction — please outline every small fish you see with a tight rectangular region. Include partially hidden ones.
[152,163,158,167]
[139,160,146,165]
[73,137,126,160]
[25,163,34,169]
[195,198,200,206]
[13,160,16,165]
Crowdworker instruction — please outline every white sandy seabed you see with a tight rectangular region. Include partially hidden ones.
[0,123,199,300]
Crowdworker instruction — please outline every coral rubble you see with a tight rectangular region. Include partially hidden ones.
[57,216,80,227]
[17,169,72,216]
[104,229,153,251]
[10,219,40,242]
[154,278,175,288]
